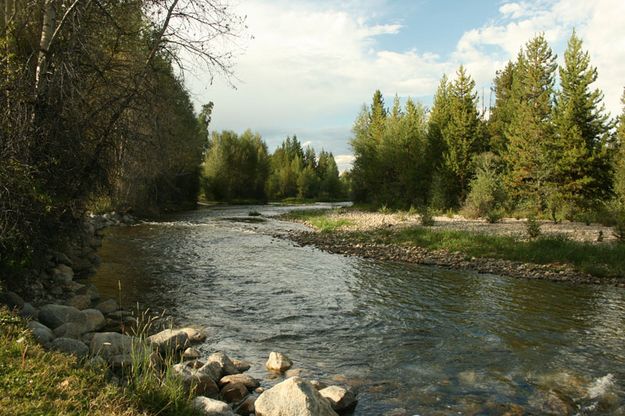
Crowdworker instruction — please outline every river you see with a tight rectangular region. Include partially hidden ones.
[90,204,625,415]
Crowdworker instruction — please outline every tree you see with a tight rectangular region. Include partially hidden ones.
[488,61,516,155]
[614,89,625,205]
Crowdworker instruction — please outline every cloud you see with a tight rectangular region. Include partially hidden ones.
[334,154,356,173]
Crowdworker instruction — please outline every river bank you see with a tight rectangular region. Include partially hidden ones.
[280,208,625,284]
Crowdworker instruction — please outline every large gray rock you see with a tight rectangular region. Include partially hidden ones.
[265,351,292,373]
[221,382,249,404]
[0,291,24,309]
[219,374,260,390]
[207,352,239,377]
[53,321,90,339]
[319,386,358,412]
[66,294,91,310]
[39,304,83,329]
[192,396,236,416]
[51,337,89,359]
[52,264,74,284]
[95,299,118,314]
[183,347,202,360]
[147,328,189,353]
[255,377,338,416]
[19,302,38,320]
[90,332,135,361]
[232,359,251,373]
[172,363,220,398]
[28,320,55,345]
[81,309,105,331]
[199,360,223,382]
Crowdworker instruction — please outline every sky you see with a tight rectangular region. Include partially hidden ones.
[184,0,625,172]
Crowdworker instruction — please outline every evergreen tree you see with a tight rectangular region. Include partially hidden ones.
[614,89,625,205]
[488,61,516,155]
[504,34,557,211]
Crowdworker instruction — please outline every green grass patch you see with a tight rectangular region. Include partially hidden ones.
[282,209,354,232]
[0,308,200,416]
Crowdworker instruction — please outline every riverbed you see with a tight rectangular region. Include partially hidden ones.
[90,204,625,415]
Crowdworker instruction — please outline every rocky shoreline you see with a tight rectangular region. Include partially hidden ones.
[280,229,625,287]
[0,212,359,416]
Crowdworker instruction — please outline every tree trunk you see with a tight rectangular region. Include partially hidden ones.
[34,0,56,95]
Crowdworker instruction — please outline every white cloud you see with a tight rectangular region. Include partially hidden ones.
[334,154,356,173]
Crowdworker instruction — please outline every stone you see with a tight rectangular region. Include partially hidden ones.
[28,320,55,345]
[181,327,207,343]
[254,377,338,416]
[319,386,357,412]
[232,358,251,373]
[192,396,236,416]
[53,322,90,339]
[54,252,73,266]
[255,387,265,394]
[183,347,202,360]
[52,264,74,284]
[0,291,24,309]
[199,360,223,382]
[51,337,89,359]
[220,382,249,404]
[19,303,38,320]
[67,294,91,310]
[90,332,135,361]
[235,395,256,416]
[285,368,304,378]
[39,304,83,329]
[310,380,327,391]
[66,281,86,293]
[95,299,119,314]
[265,351,292,373]
[147,328,189,353]
[172,363,220,398]
[207,352,239,377]
[107,310,132,319]
[219,374,260,390]
[86,284,101,301]
[81,309,105,331]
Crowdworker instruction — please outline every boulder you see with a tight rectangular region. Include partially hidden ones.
[147,328,189,353]
[235,395,256,416]
[85,284,101,301]
[172,363,220,398]
[310,380,327,391]
[81,309,106,331]
[207,352,239,377]
[39,304,83,329]
[181,327,207,343]
[199,360,223,382]
[219,374,260,390]
[90,332,135,361]
[265,351,292,372]
[183,347,202,360]
[19,302,38,320]
[192,396,236,416]
[220,382,249,404]
[53,322,90,339]
[28,320,55,345]
[232,358,251,373]
[67,294,91,310]
[255,377,338,416]
[51,337,89,359]
[0,291,24,309]
[52,264,74,284]
[96,299,119,314]
[319,386,357,412]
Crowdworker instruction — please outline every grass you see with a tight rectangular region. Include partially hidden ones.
[282,209,354,232]
[0,308,201,416]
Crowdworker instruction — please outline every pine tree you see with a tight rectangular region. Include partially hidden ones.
[504,34,557,211]
[550,31,612,215]
[488,61,516,155]
[614,89,625,205]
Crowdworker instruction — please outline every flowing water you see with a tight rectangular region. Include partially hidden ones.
[91,204,625,415]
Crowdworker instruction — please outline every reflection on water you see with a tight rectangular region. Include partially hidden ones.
[91,204,625,415]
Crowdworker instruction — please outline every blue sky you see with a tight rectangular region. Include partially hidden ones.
[184,0,625,171]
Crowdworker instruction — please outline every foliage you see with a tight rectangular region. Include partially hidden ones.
[418,206,435,226]
[463,153,506,222]
[281,209,353,232]
[526,216,542,239]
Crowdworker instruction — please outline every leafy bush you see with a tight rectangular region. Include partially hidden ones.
[526,215,542,239]
[463,153,506,222]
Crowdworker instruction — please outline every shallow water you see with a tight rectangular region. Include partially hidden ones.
[91,204,625,415]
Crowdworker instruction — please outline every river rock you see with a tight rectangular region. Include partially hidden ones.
[265,351,292,372]
[192,396,236,416]
[19,302,38,320]
[255,377,338,416]
[81,308,105,331]
[232,358,251,373]
[172,363,220,398]
[529,390,573,415]
[96,299,119,314]
[319,386,357,412]
[0,291,24,309]
[235,395,256,415]
[207,352,240,377]
[51,337,89,359]
[28,320,55,345]
[219,374,260,390]
[90,332,135,361]
[199,361,224,382]
[53,321,90,339]
[39,304,83,329]
[310,380,327,391]
[183,347,202,360]
[67,294,91,310]
[181,327,207,343]
[147,328,189,353]
[85,284,101,301]
[221,382,249,403]
[52,264,74,284]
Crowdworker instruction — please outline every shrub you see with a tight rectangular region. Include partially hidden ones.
[526,215,542,239]
[463,153,506,222]
[419,206,435,226]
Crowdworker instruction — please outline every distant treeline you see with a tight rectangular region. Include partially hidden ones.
[351,32,625,226]
[201,132,346,202]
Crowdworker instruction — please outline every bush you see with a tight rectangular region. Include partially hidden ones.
[419,206,435,226]
[463,153,506,222]
[526,215,542,239]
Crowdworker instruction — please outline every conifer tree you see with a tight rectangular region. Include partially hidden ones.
[488,61,516,155]
[614,89,625,205]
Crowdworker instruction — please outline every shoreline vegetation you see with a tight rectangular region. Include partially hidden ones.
[279,207,625,284]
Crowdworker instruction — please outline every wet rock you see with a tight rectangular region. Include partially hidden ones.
[319,386,357,412]
[19,303,38,320]
[181,327,207,343]
[219,374,260,390]
[51,337,89,359]
[81,309,105,331]
[221,382,249,404]
[147,328,189,353]
[53,252,73,266]
[235,395,256,415]
[383,408,407,416]
[172,363,220,398]
[199,361,223,382]
[39,304,83,329]
[255,387,265,394]
[85,284,101,301]
[95,299,119,314]
[28,320,55,345]
[183,347,202,360]
[285,368,304,378]
[192,396,236,416]
[208,352,239,377]
[67,294,91,310]
[254,377,338,416]
[232,358,251,373]
[310,380,327,391]
[529,390,573,415]
[265,351,292,373]
[0,291,24,309]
